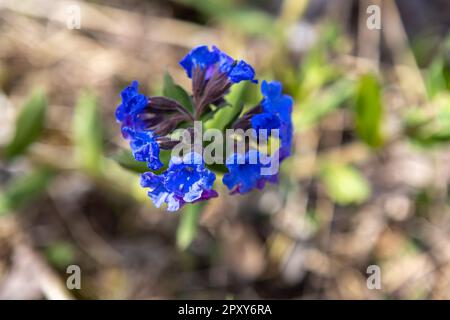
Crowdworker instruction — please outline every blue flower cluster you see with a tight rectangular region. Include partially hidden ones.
[115,45,294,211]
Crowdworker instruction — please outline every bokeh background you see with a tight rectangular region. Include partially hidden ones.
[0,0,449,299]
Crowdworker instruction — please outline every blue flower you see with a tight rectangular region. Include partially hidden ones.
[179,45,219,78]
[260,80,293,122]
[179,45,257,84]
[115,81,148,136]
[222,150,278,194]
[140,171,168,207]
[116,81,164,170]
[165,152,217,202]
[255,80,294,159]
[124,128,163,171]
[140,152,218,211]
[250,112,281,140]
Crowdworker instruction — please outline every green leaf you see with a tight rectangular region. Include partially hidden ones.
[205,163,228,174]
[295,79,355,131]
[296,36,340,101]
[171,0,275,36]
[217,9,276,37]
[73,91,103,175]
[354,74,384,148]
[163,71,194,114]
[404,95,450,147]
[112,149,172,174]
[0,167,54,216]
[205,81,249,131]
[320,164,371,205]
[425,58,448,99]
[4,89,47,159]
[176,202,204,250]
[112,150,149,174]
[172,0,230,16]
[45,241,76,268]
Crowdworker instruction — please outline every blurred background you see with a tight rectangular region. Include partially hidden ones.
[0,0,449,299]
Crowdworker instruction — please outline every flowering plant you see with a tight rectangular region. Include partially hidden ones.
[115,45,294,211]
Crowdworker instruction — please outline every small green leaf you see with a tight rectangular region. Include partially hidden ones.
[0,167,54,216]
[205,81,249,131]
[218,9,277,37]
[112,150,149,174]
[205,163,228,173]
[112,149,172,174]
[320,164,371,205]
[4,89,47,159]
[425,58,447,99]
[176,202,204,250]
[404,95,450,147]
[296,39,340,100]
[171,0,276,36]
[45,241,76,269]
[73,91,103,175]
[163,71,194,114]
[354,74,384,148]
[295,79,355,131]
[171,0,230,16]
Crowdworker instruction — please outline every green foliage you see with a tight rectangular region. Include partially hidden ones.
[320,164,371,205]
[176,202,204,250]
[217,9,277,36]
[3,89,47,160]
[171,0,276,36]
[425,58,449,99]
[404,95,450,147]
[73,91,103,175]
[45,241,76,268]
[288,23,344,101]
[173,0,230,16]
[205,163,228,174]
[112,150,149,174]
[295,79,355,131]
[163,71,194,114]
[0,167,54,216]
[296,49,339,100]
[354,74,384,148]
[112,149,171,174]
[205,81,250,131]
